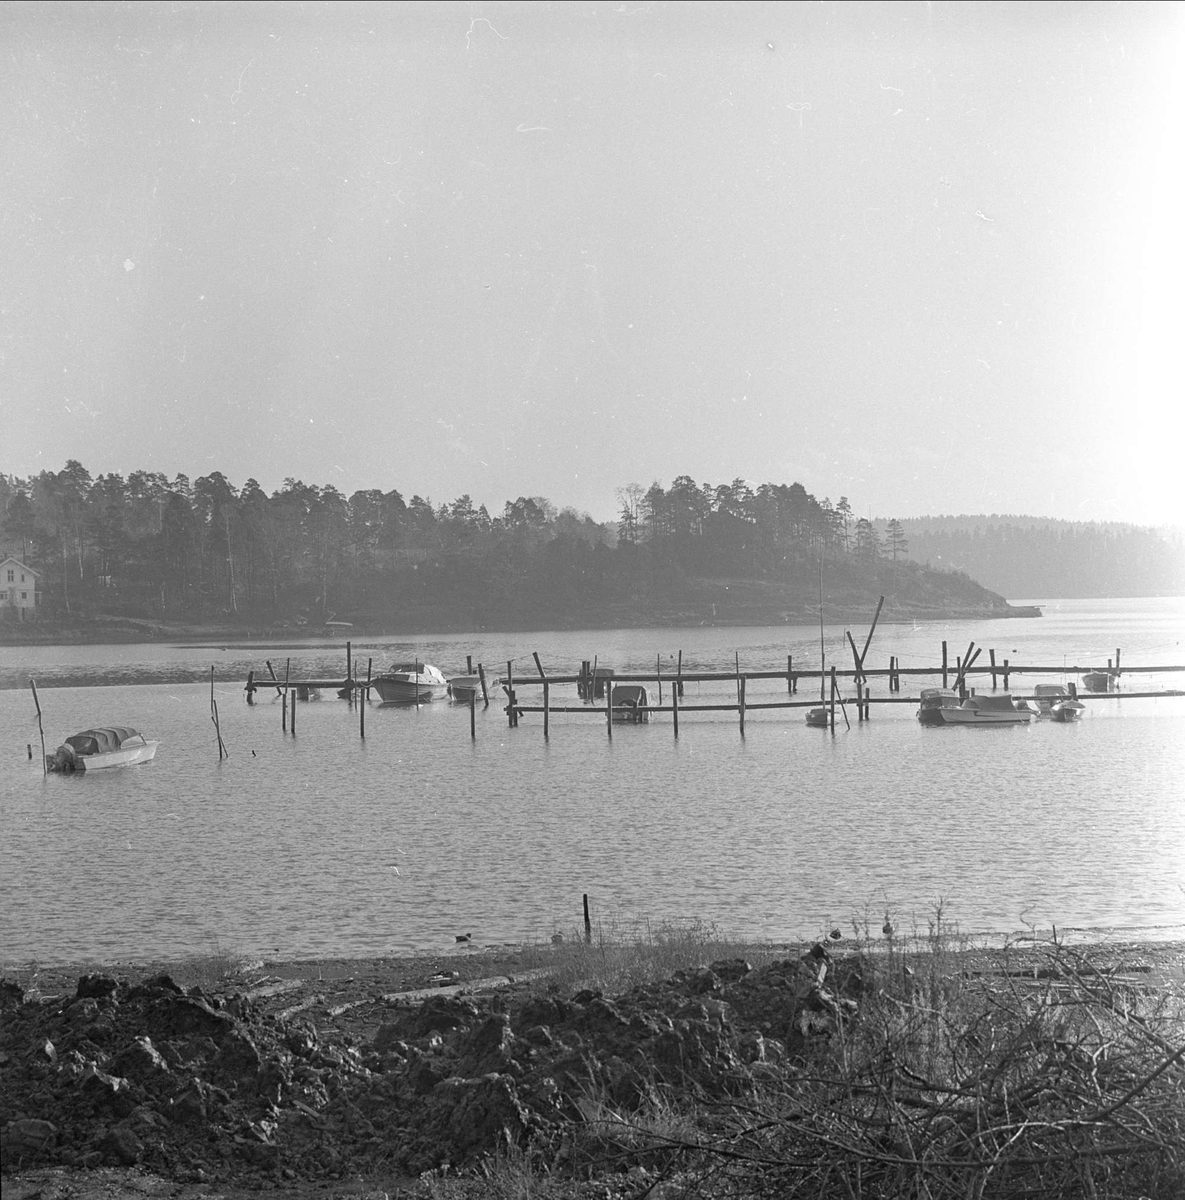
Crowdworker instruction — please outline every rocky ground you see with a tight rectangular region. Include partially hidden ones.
[3,941,1183,1199]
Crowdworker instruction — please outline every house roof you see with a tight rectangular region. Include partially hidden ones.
[0,557,40,577]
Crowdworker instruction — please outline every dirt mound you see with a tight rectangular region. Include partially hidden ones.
[0,948,854,1188]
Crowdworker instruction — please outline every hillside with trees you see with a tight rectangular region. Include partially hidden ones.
[1,464,1029,640]
[893,516,1185,599]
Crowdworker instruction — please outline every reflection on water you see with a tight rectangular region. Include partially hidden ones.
[1,599,1183,964]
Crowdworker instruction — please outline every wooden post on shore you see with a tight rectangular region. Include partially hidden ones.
[30,679,46,775]
[990,649,998,688]
[672,676,679,738]
[478,664,489,706]
[676,650,684,697]
[739,675,746,736]
[470,690,476,740]
[583,894,592,943]
[942,641,948,688]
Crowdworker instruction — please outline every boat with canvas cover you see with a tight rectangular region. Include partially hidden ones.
[927,694,1034,726]
[447,675,483,702]
[370,662,449,703]
[610,684,651,723]
[917,687,961,725]
[46,726,159,772]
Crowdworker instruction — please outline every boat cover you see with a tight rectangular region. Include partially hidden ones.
[386,663,448,684]
[968,695,1019,712]
[65,727,139,755]
[612,685,649,706]
[1034,684,1069,698]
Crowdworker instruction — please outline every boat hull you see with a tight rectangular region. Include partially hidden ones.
[48,741,159,771]
[931,709,1032,726]
[371,678,449,703]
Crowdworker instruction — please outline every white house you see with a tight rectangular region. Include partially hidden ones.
[0,557,41,619]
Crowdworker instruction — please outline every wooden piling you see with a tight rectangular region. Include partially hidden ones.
[672,677,679,738]
[361,660,370,739]
[1003,658,1010,689]
[467,654,473,675]
[735,651,741,704]
[787,655,793,695]
[656,654,662,705]
[30,679,46,775]
[583,894,592,943]
[289,659,296,734]
[942,641,948,688]
[543,680,550,739]
[245,669,255,704]
[829,666,837,731]
[606,676,613,739]
[1116,648,1122,675]
[470,690,476,739]
[266,660,283,696]
[478,663,490,706]
[677,649,684,697]
[283,658,290,731]
[346,642,352,701]
[506,661,515,728]
[210,666,228,759]
[739,675,746,736]
[990,649,998,688]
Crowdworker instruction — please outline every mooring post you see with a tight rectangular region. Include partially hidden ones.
[543,680,550,740]
[361,659,371,739]
[583,894,592,944]
[283,657,291,732]
[677,649,684,697]
[656,654,662,705]
[672,677,679,738]
[990,649,998,688]
[606,678,613,739]
[735,651,741,704]
[470,690,476,740]
[30,679,46,775]
[739,675,746,736]
[579,660,589,700]
[942,641,948,688]
[467,654,473,675]
[855,680,862,721]
[787,654,793,695]
[290,664,297,735]
[506,661,515,728]
[1115,648,1122,676]
[246,669,255,705]
[829,666,837,732]
[478,664,489,707]
[266,659,283,696]
[1003,658,1010,689]
[346,641,352,704]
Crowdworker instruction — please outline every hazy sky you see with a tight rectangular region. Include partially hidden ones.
[2,1,1182,526]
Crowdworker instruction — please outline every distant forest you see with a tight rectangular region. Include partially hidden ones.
[0,464,1015,631]
[895,516,1185,599]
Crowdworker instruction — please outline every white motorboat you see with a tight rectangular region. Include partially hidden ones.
[46,726,159,772]
[925,694,1034,726]
[1033,683,1085,722]
[370,662,450,703]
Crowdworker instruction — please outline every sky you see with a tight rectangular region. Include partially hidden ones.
[2,0,1183,528]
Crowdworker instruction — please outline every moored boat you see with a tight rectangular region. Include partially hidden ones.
[610,685,650,723]
[46,726,159,772]
[917,687,961,725]
[1033,683,1085,722]
[1081,671,1115,692]
[448,675,483,702]
[371,663,450,703]
[925,694,1034,726]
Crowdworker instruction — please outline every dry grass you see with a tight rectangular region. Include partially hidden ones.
[411,918,1185,1199]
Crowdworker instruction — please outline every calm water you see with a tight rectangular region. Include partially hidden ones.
[2,598,1183,965]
